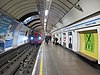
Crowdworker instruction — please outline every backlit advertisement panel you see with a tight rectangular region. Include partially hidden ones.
[0,11,18,50]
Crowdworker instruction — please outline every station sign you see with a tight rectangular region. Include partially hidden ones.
[64,15,100,31]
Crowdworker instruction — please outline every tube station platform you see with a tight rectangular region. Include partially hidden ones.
[32,41,100,75]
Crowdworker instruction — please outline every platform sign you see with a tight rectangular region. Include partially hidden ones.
[80,30,98,59]
[68,32,72,49]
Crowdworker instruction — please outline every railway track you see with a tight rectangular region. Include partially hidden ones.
[0,44,40,75]
[0,44,29,67]
[14,46,39,75]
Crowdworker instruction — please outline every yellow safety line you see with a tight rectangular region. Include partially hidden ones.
[39,55,43,75]
[39,42,44,75]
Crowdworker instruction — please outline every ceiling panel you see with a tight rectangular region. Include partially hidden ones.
[15,8,37,19]
[51,2,67,13]
[52,0,70,11]
[50,6,65,16]
[47,0,79,32]
[32,24,41,28]
[68,0,79,4]
[28,20,41,27]
[32,25,42,29]
[8,2,36,13]
[11,6,36,16]
[2,0,35,11]
[0,0,11,8]
[0,0,42,32]
[0,0,80,33]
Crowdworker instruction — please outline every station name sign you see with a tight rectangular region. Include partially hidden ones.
[64,15,100,31]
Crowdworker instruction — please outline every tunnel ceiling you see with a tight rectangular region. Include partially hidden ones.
[0,0,45,32]
[47,0,80,32]
[0,0,80,33]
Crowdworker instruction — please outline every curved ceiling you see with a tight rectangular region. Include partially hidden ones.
[0,0,44,32]
[0,0,81,33]
[47,0,80,32]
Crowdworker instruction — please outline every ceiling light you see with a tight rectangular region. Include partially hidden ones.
[44,19,47,22]
[44,23,46,25]
[45,10,49,16]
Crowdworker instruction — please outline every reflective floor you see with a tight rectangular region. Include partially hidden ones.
[35,42,100,75]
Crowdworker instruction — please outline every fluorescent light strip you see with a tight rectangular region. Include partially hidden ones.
[45,10,49,16]
[44,19,47,22]
[44,23,46,25]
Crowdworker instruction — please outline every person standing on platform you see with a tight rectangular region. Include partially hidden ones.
[53,37,58,45]
[49,35,52,41]
[45,36,49,44]
[53,36,56,44]
[55,37,58,45]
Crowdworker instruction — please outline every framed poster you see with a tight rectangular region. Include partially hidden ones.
[60,33,62,45]
[79,30,98,59]
[68,32,72,49]
[63,33,66,47]
[0,11,18,49]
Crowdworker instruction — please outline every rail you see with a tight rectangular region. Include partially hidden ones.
[0,45,40,75]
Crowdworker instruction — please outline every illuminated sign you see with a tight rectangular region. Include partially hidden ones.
[23,15,39,25]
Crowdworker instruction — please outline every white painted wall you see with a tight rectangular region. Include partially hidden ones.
[65,31,68,48]
[17,23,30,46]
[75,26,100,64]
[73,30,79,52]
[12,27,19,48]
[52,12,100,64]
[52,0,100,64]
[61,33,63,45]
[13,23,30,47]
[57,33,60,44]
[53,0,100,31]
[97,27,100,64]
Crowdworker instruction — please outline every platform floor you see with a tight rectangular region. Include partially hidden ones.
[34,42,100,75]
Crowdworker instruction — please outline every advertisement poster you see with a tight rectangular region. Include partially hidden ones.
[0,11,18,50]
[60,33,62,45]
[68,32,72,49]
[63,33,66,47]
[84,33,94,52]
[80,30,98,59]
